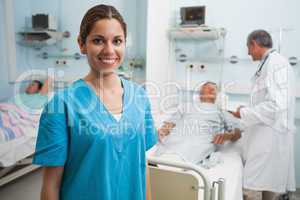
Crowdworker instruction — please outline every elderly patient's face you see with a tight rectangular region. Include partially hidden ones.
[25,81,40,94]
[199,84,217,103]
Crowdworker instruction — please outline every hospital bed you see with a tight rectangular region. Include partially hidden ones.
[0,78,70,187]
[148,141,243,200]
[0,101,42,186]
[0,136,39,187]
[148,90,245,200]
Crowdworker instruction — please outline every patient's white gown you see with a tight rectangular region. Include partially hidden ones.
[155,102,240,166]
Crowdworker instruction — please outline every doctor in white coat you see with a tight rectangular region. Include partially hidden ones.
[231,30,296,200]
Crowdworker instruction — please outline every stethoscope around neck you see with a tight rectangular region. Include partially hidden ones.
[254,49,276,78]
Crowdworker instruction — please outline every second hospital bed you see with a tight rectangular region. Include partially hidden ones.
[0,79,69,187]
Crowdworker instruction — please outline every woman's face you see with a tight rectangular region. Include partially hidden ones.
[79,18,125,75]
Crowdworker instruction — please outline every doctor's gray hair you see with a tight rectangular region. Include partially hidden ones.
[247,30,273,48]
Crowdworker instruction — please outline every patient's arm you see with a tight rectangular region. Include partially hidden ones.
[213,128,241,144]
[39,78,52,95]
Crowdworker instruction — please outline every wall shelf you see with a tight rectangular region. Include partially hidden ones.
[18,29,66,49]
[169,26,226,40]
[36,52,85,60]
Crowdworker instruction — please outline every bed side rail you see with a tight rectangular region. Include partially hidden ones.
[148,157,212,200]
[212,178,225,200]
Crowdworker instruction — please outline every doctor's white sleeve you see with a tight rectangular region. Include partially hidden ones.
[240,64,294,131]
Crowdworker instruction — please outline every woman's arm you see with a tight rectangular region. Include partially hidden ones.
[146,162,152,200]
[41,166,64,200]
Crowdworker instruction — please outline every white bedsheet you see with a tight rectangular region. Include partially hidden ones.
[0,92,54,167]
[0,124,38,167]
[147,141,243,200]
[0,136,36,167]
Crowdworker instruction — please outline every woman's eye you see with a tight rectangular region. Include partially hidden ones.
[92,38,104,45]
[113,39,123,46]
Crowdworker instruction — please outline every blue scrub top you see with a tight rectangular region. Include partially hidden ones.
[33,78,158,200]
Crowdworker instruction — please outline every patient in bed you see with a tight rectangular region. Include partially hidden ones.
[13,79,51,112]
[0,79,51,142]
[155,81,241,167]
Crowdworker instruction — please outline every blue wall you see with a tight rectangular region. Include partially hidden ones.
[8,0,144,89]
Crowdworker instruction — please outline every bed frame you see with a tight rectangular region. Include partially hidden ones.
[0,157,40,187]
[148,157,225,200]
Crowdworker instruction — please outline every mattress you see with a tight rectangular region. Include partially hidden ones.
[0,91,55,167]
[0,124,38,167]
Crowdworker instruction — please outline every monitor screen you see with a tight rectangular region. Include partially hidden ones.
[180,6,205,26]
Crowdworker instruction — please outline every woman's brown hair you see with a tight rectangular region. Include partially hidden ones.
[79,4,127,44]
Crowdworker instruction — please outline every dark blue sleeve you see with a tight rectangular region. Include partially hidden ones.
[32,94,68,166]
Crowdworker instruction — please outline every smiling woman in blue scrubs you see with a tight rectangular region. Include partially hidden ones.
[33,4,157,200]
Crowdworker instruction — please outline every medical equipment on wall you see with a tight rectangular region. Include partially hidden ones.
[32,14,57,31]
[180,6,206,27]
[272,27,298,66]
[18,13,70,50]
[288,56,298,66]
[169,27,226,41]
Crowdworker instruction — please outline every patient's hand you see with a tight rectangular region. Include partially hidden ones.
[157,122,175,142]
[157,129,166,142]
[213,129,241,144]
[212,134,226,144]
[157,127,170,142]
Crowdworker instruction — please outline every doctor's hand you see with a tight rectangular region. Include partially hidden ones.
[230,129,242,142]
[230,106,244,119]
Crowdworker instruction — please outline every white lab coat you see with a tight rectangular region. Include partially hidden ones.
[240,50,296,193]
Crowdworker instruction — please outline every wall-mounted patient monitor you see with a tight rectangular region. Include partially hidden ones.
[180,6,206,27]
